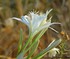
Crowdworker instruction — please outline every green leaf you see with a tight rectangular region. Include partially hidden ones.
[26,40,39,59]
[18,29,23,53]
[17,28,47,58]
[17,28,47,59]
[23,28,48,54]
[16,52,24,59]
[22,34,33,52]
[33,39,62,59]
[20,27,48,55]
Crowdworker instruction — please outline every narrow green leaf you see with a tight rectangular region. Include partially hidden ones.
[26,40,39,59]
[19,28,48,56]
[33,39,61,59]
[16,52,24,59]
[17,34,33,57]
[22,34,33,51]
[21,28,48,57]
[18,29,23,53]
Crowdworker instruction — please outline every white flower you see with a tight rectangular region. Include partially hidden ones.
[48,48,59,57]
[12,9,60,36]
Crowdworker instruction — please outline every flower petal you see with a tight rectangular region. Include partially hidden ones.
[46,9,52,19]
[30,12,46,31]
[36,22,52,32]
[32,16,52,36]
[49,27,59,33]
[12,17,22,22]
[21,16,30,27]
[48,48,59,57]
[32,22,52,36]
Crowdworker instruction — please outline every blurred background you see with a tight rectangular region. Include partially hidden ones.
[0,0,70,59]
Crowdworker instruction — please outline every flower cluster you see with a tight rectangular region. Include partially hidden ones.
[12,9,61,59]
[12,9,54,36]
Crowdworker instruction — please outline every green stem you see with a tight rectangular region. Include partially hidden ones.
[24,29,47,55]
[23,34,33,51]
[16,33,33,58]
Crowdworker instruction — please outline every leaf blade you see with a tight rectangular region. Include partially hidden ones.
[18,29,23,53]
[33,39,61,59]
